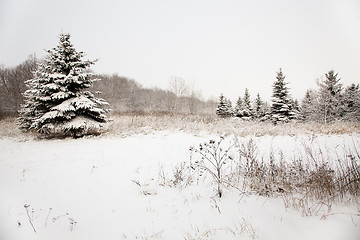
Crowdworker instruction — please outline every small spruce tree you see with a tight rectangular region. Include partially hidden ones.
[234,96,244,117]
[343,83,360,121]
[300,89,317,121]
[216,94,233,117]
[317,70,343,123]
[226,98,234,116]
[242,88,253,118]
[18,33,109,137]
[254,93,264,118]
[270,68,295,123]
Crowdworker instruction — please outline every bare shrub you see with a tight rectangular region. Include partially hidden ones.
[190,136,235,198]
[187,136,360,211]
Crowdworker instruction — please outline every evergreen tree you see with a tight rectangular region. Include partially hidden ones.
[18,33,109,137]
[242,88,253,118]
[317,70,343,123]
[262,102,271,119]
[216,94,233,117]
[254,93,264,118]
[234,96,244,117]
[343,83,360,121]
[226,98,234,116]
[270,68,295,123]
[301,89,317,121]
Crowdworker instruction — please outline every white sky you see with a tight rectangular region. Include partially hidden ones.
[0,0,359,101]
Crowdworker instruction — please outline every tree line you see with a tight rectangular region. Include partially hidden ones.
[0,55,37,116]
[92,75,216,115]
[216,68,360,123]
[0,58,215,119]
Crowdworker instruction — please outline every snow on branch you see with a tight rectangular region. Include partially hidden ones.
[51,91,71,100]
[61,115,104,131]
[38,110,63,122]
[73,96,96,110]
[51,99,76,112]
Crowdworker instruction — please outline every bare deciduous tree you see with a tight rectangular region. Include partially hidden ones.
[0,55,37,117]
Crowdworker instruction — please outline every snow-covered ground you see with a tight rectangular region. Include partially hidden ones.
[0,131,359,240]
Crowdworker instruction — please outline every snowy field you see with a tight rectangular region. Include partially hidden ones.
[1,120,360,240]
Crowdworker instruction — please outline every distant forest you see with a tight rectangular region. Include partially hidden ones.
[0,55,216,118]
[93,74,216,115]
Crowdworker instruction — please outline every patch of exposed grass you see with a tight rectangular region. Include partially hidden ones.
[1,113,360,139]
[106,113,360,137]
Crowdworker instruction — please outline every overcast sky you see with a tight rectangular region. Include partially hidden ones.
[0,0,359,101]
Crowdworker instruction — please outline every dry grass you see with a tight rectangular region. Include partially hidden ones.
[106,113,360,137]
[230,137,359,215]
[165,135,360,216]
[234,137,360,203]
[1,113,360,139]
[0,117,24,139]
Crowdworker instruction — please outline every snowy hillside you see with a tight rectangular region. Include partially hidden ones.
[0,130,359,240]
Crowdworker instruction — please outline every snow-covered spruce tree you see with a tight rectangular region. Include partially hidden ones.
[234,96,244,117]
[343,83,360,121]
[226,98,234,116]
[300,89,317,121]
[270,68,295,123]
[18,33,109,137]
[216,94,233,117]
[242,88,253,118]
[317,70,343,124]
[254,93,264,119]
